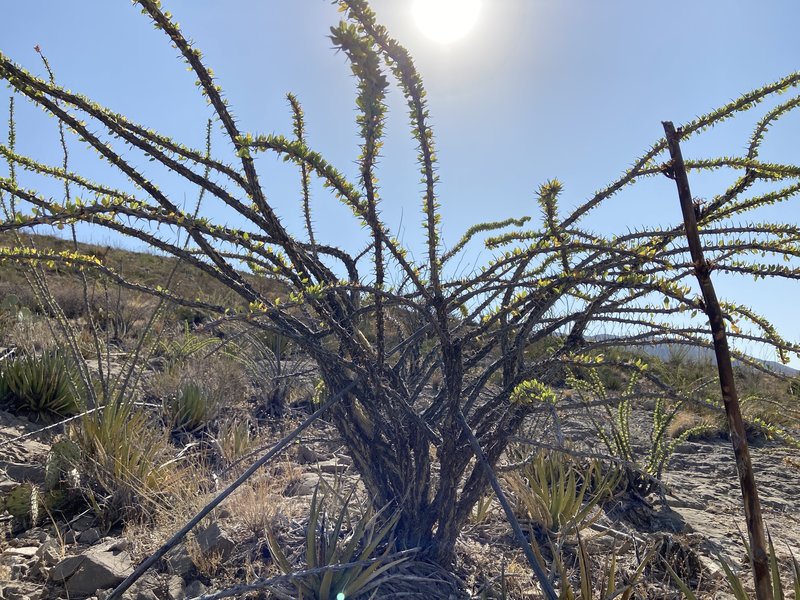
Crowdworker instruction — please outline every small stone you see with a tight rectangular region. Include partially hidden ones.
[0,479,19,493]
[70,515,95,532]
[50,555,86,581]
[285,472,320,497]
[95,538,129,553]
[36,539,63,566]
[295,444,324,464]
[166,575,186,600]
[184,580,207,598]
[3,547,38,558]
[53,544,133,597]
[195,522,235,561]
[332,453,352,465]
[130,572,161,600]
[10,561,29,579]
[79,528,102,545]
[164,543,195,577]
[0,461,45,485]
[0,583,33,600]
[317,459,348,475]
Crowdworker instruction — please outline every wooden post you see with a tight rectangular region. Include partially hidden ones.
[662,121,773,600]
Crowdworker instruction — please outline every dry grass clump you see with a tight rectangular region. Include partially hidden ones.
[227,467,305,537]
[145,343,257,476]
[214,416,258,468]
[149,336,248,400]
[68,399,191,524]
[668,394,797,445]
[5,315,59,354]
[666,410,717,441]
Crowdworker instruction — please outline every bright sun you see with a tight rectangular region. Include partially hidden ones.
[412,0,482,44]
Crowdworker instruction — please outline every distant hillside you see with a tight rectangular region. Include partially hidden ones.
[635,342,798,376]
[0,232,282,313]
[591,335,798,377]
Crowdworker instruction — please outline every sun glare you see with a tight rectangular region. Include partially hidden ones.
[412,0,482,44]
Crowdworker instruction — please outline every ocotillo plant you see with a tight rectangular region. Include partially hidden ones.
[1,0,799,566]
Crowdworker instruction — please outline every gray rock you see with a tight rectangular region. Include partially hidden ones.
[0,462,44,485]
[70,515,95,532]
[184,580,207,599]
[317,459,348,475]
[163,543,194,577]
[295,444,325,463]
[50,555,85,581]
[9,561,29,580]
[35,539,62,567]
[52,543,133,598]
[0,583,34,600]
[195,522,234,560]
[79,528,102,545]
[95,538,129,553]
[130,572,161,600]
[285,472,320,496]
[0,479,19,493]
[166,575,186,600]
[3,546,38,558]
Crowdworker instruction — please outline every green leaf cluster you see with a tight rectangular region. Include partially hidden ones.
[0,350,83,418]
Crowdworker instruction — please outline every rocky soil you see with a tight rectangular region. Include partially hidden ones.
[666,439,800,569]
[0,401,798,599]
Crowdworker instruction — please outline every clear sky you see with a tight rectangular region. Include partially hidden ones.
[1,1,799,367]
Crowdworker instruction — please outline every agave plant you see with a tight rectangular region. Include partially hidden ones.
[0,350,82,418]
[214,416,256,466]
[538,531,656,600]
[167,381,220,433]
[504,449,620,539]
[266,488,408,600]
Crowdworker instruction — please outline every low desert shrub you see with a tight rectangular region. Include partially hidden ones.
[0,293,32,340]
[90,289,156,346]
[225,324,310,418]
[50,281,89,320]
[568,368,711,496]
[148,350,248,417]
[5,313,58,354]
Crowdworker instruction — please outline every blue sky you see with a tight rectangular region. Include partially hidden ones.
[1,1,799,366]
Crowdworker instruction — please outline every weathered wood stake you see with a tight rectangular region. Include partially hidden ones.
[662,120,773,600]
